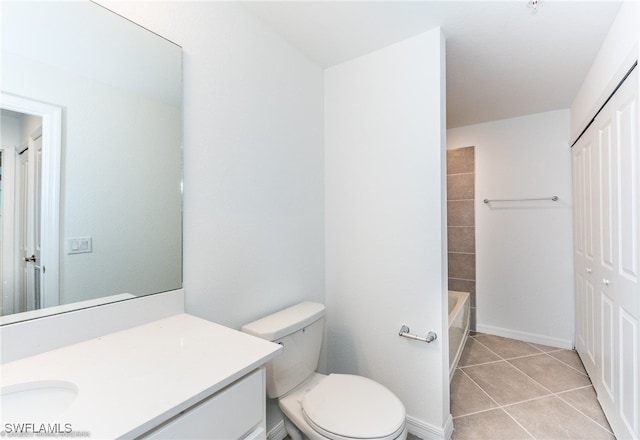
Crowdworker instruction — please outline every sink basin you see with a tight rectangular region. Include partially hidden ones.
[1,380,78,421]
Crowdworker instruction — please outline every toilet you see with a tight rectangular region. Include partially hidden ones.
[241,302,407,440]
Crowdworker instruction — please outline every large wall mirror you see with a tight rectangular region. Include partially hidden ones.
[0,1,182,324]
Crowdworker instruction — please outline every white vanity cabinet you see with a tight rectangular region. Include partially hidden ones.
[0,314,281,440]
[141,368,266,440]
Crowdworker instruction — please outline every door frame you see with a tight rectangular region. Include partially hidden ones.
[1,92,62,309]
[1,143,17,314]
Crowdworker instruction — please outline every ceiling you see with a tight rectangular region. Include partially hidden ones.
[242,1,622,128]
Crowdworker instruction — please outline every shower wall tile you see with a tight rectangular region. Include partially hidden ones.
[447,146,476,331]
[448,278,476,295]
[447,173,474,200]
[448,200,475,226]
[448,227,475,253]
[469,307,477,331]
[448,253,476,281]
[447,145,474,174]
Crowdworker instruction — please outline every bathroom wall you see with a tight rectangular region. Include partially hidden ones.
[0,113,19,152]
[17,114,41,145]
[99,1,326,330]
[325,29,450,438]
[571,2,640,141]
[447,109,575,348]
[447,147,476,329]
[97,2,325,434]
[99,3,449,437]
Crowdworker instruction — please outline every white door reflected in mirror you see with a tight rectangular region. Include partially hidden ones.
[18,120,44,311]
[0,98,61,317]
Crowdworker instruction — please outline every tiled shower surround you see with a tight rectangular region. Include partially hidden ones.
[447,146,476,330]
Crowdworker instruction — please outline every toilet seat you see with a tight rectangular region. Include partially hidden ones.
[301,374,406,440]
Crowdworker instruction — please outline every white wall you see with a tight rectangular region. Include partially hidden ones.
[18,114,41,144]
[93,2,326,329]
[447,109,575,348]
[325,29,450,438]
[571,2,640,141]
[98,2,325,434]
[0,113,20,148]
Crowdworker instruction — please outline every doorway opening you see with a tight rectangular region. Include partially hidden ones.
[1,93,62,316]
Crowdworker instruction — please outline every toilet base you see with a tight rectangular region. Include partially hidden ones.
[283,417,304,440]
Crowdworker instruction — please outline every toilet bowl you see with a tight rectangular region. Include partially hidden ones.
[280,373,407,440]
[241,302,407,440]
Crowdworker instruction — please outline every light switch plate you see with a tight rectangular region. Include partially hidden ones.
[66,237,93,255]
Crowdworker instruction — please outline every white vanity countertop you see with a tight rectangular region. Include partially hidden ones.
[0,313,282,439]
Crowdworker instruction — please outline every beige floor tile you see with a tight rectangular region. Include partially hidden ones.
[548,350,588,375]
[558,386,613,434]
[452,409,532,440]
[450,335,614,440]
[450,370,498,417]
[473,334,542,359]
[509,354,591,393]
[458,338,501,367]
[504,396,615,440]
[463,361,550,405]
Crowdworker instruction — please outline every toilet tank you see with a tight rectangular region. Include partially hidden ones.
[241,302,325,398]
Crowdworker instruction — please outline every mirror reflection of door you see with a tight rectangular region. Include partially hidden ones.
[0,152,3,309]
[1,109,49,315]
[0,131,14,316]
[18,125,43,311]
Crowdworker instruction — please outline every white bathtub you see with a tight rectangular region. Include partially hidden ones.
[448,290,470,381]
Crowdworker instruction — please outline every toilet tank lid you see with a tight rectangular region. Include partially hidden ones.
[241,302,325,341]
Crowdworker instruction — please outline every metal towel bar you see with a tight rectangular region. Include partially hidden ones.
[483,196,558,204]
[398,325,437,343]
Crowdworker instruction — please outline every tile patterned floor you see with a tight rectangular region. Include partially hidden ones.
[449,333,615,440]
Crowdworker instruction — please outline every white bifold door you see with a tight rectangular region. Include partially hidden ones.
[572,65,639,440]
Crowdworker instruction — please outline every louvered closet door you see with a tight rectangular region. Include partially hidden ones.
[576,66,639,440]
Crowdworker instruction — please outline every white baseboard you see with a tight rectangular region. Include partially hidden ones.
[266,420,287,440]
[475,324,573,350]
[406,414,453,440]
[442,415,454,440]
